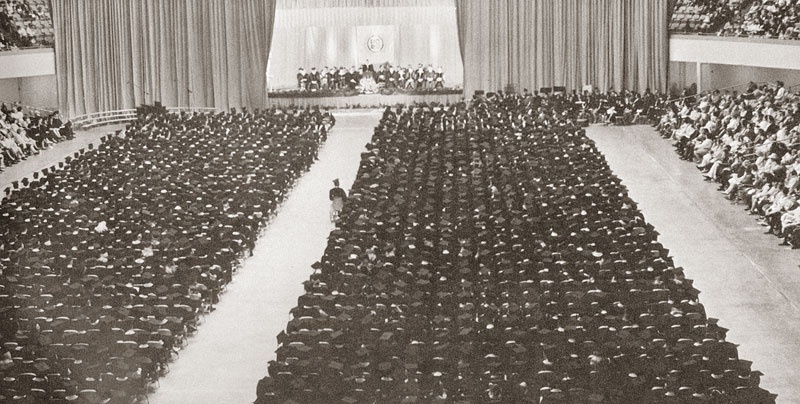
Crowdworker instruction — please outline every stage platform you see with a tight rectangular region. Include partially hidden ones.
[266,92,464,108]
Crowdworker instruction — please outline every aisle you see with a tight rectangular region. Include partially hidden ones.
[588,125,800,403]
[147,111,382,404]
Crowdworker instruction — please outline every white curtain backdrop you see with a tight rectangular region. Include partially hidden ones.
[269,2,463,90]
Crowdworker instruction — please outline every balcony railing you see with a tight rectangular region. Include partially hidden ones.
[71,107,218,129]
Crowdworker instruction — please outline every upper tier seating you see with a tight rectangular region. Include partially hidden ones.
[669,0,745,34]
[0,0,53,50]
[670,0,800,40]
[721,0,800,39]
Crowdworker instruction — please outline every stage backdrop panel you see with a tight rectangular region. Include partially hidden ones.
[269,0,463,90]
[355,25,397,65]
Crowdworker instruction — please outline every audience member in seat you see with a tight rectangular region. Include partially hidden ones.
[659,81,800,248]
[675,0,800,40]
[0,104,65,170]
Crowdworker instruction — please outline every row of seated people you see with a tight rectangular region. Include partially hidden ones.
[505,87,666,126]
[580,89,666,126]
[1,104,73,171]
[295,63,446,93]
[657,81,800,248]
[720,0,800,39]
[0,0,53,50]
[0,107,334,403]
[479,88,664,129]
[255,94,774,404]
[669,0,744,34]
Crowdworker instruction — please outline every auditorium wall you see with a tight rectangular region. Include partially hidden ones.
[19,75,58,109]
[669,34,800,94]
[669,61,800,95]
[702,64,800,92]
[0,78,18,101]
[668,61,695,96]
[0,76,58,110]
[0,48,55,79]
[268,0,463,90]
[670,34,800,71]
[0,48,58,109]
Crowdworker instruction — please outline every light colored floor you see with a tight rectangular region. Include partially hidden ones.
[588,124,800,403]
[147,111,383,404]
[0,124,123,192]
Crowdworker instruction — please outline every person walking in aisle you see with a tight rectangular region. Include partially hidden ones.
[329,178,347,223]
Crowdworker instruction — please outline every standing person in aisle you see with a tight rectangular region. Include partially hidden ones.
[329,178,347,223]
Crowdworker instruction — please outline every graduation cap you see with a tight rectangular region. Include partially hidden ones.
[510,344,527,354]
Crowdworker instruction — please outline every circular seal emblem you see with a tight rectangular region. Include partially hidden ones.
[367,35,384,53]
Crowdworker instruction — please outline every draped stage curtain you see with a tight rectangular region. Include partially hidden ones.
[51,0,276,117]
[456,0,669,96]
[269,0,463,90]
[279,0,448,7]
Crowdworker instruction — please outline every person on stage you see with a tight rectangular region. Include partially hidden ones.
[297,67,307,91]
[416,64,425,89]
[329,178,347,222]
[435,66,445,89]
[309,67,320,91]
[320,67,330,91]
[404,65,416,89]
[337,66,348,90]
[424,64,435,89]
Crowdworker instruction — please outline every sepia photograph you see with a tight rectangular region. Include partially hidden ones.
[0,0,799,403]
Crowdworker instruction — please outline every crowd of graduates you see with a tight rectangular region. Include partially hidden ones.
[255,93,774,404]
[657,81,800,248]
[1,103,72,171]
[0,107,333,403]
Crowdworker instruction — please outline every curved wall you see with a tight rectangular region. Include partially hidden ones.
[0,48,57,109]
[669,34,800,93]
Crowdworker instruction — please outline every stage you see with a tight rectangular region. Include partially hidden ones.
[265,91,464,108]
